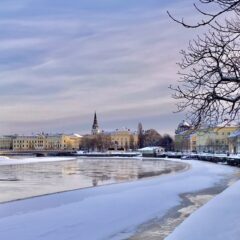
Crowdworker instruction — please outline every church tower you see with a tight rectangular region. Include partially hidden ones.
[92,112,100,135]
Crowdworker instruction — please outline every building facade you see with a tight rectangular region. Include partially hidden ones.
[229,129,240,154]
[196,125,238,154]
[175,121,195,152]
[110,129,138,150]
[13,134,81,151]
[0,136,15,150]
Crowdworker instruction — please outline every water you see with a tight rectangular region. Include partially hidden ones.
[0,157,187,203]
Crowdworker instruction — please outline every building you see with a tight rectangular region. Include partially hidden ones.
[0,136,16,150]
[175,121,195,152]
[110,129,138,150]
[13,134,81,151]
[229,129,240,154]
[196,124,238,154]
[138,146,165,157]
[84,112,139,151]
[92,112,100,135]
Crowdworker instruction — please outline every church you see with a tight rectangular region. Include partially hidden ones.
[90,112,138,151]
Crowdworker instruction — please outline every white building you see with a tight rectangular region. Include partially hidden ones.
[138,146,165,157]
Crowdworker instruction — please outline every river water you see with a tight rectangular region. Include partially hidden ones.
[0,157,187,203]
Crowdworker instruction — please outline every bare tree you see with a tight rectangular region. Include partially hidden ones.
[171,30,240,127]
[143,129,162,147]
[168,0,240,29]
[169,0,240,128]
[137,122,144,148]
[162,134,174,151]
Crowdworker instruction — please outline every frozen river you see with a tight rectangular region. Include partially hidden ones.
[0,158,237,240]
[0,157,187,203]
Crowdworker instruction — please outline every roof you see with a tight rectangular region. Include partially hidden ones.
[216,120,239,128]
[229,129,240,138]
[139,146,164,151]
[181,120,191,127]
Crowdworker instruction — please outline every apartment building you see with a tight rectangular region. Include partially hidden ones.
[195,125,238,154]
[13,134,81,151]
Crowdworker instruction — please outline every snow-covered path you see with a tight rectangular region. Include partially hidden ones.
[166,179,240,240]
[0,160,236,240]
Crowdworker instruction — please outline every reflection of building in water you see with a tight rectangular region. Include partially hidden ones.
[61,162,79,176]
[92,179,98,187]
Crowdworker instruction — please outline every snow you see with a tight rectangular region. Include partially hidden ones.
[139,147,164,151]
[0,156,75,165]
[229,128,240,138]
[0,159,236,240]
[166,179,240,240]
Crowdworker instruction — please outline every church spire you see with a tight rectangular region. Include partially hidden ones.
[92,111,100,135]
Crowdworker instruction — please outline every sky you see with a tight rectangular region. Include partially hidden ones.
[0,0,203,135]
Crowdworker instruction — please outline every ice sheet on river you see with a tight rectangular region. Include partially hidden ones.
[0,160,236,240]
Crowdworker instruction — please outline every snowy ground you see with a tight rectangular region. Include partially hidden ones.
[0,156,75,165]
[166,179,240,240]
[0,158,237,240]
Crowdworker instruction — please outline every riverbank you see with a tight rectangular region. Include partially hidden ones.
[166,176,240,240]
[129,174,239,240]
[0,158,237,240]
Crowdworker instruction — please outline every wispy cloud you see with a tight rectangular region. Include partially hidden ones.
[0,0,199,135]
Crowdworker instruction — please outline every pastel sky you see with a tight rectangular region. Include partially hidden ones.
[0,0,202,135]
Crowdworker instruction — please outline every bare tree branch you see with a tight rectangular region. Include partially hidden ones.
[169,0,240,128]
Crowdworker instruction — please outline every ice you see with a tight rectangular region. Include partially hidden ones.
[0,156,75,165]
[0,159,236,240]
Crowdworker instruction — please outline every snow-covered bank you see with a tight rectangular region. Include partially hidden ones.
[166,179,240,240]
[0,156,75,165]
[0,160,236,240]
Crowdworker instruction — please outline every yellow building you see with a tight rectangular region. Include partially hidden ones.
[13,134,81,151]
[190,134,197,152]
[110,129,138,150]
[196,125,238,154]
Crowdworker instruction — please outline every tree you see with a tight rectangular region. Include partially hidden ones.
[137,122,144,148]
[95,134,112,152]
[161,134,174,151]
[129,135,136,150]
[80,134,111,152]
[143,129,162,147]
[80,136,95,152]
[168,1,240,30]
[169,0,240,128]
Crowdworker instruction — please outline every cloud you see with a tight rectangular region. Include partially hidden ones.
[0,0,199,135]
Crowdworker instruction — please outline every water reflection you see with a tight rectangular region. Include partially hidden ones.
[0,158,186,203]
